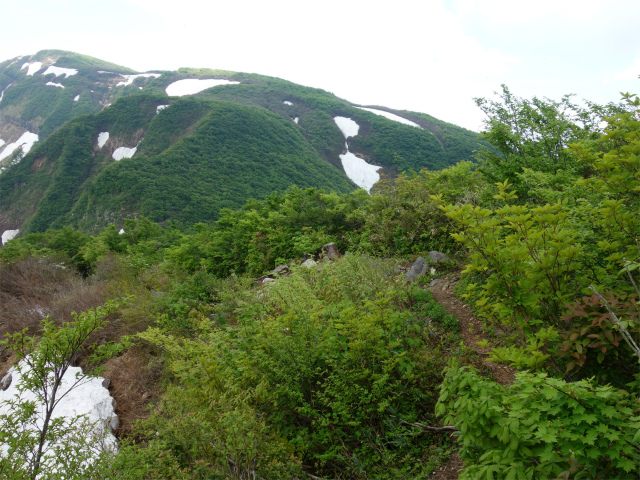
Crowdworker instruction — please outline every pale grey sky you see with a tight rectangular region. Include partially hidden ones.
[0,0,638,130]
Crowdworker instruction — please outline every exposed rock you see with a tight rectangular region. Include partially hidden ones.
[271,263,289,275]
[427,251,450,263]
[0,371,11,391]
[405,257,427,281]
[151,291,165,297]
[302,259,317,268]
[262,277,275,284]
[429,278,442,287]
[321,243,341,260]
[101,378,110,389]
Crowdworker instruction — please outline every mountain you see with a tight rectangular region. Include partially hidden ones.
[0,50,483,237]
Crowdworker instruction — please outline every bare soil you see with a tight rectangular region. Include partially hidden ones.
[427,273,516,480]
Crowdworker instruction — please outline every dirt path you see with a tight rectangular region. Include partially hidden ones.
[427,273,516,480]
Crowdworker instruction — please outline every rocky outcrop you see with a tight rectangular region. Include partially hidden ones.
[427,251,450,263]
[405,257,427,280]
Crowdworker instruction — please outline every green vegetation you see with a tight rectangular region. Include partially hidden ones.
[0,301,127,480]
[1,85,637,479]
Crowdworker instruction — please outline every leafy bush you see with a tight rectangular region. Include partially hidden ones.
[437,362,640,480]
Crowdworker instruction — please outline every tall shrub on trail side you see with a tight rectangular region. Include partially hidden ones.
[435,94,640,378]
[436,94,640,480]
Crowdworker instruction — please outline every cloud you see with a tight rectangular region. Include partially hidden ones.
[609,58,640,82]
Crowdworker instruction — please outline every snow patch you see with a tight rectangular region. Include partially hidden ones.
[333,117,380,192]
[118,228,125,235]
[340,151,381,193]
[1,229,19,245]
[22,62,43,76]
[0,83,10,103]
[0,132,39,162]
[97,132,109,149]
[293,117,299,124]
[283,101,293,105]
[165,78,239,96]
[117,73,161,86]
[156,105,169,113]
[0,361,118,456]
[334,116,360,139]
[112,143,139,161]
[74,94,80,101]
[356,107,422,128]
[42,65,78,78]
[0,139,4,148]
[46,82,64,89]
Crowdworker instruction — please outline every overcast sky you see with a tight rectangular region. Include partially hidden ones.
[1,0,638,131]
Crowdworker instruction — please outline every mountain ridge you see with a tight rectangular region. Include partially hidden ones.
[0,50,485,239]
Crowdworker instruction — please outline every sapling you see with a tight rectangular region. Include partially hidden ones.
[0,300,127,480]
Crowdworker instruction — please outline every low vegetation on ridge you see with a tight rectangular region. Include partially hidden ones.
[0,86,638,479]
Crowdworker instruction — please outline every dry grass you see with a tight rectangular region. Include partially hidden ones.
[0,254,164,440]
[100,347,164,436]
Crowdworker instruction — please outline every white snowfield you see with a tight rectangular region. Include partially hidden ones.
[340,151,381,193]
[334,116,360,139]
[46,82,64,89]
[293,117,299,124]
[0,84,9,103]
[97,132,110,149]
[156,105,169,113]
[0,139,5,148]
[283,101,293,105]
[22,62,43,76]
[112,143,139,161]
[1,229,20,245]
[74,94,80,101]
[165,78,239,97]
[0,132,39,162]
[0,362,119,456]
[117,73,161,87]
[333,117,381,193]
[356,107,422,128]
[42,65,78,78]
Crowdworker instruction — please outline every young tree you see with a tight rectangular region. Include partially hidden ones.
[0,300,126,480]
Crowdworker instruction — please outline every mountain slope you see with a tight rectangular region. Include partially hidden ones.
[0,50,485,237]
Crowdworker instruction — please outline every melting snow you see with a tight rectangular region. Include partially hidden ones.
[293,117,299,124]
[117,73,161,86]
[332,117,380,192]
[46,82,64,89]
[334,116,360,138]
[42,65,78,78]
[156,105,169,113]
[283,101,293,105]
[0,362,118,456]
[74,94,80,101]
[0,84,9,103]
[0,139,4,147]
[165,78,240,96]
[118,228,125,235]
[356,107,422,128]
[112,143,139,161]
[1,229,19,245]
[0,132,39,162]
[340,151,381,193]
[22,62,43,75]
[97,132,109,149]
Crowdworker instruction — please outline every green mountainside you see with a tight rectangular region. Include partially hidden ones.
[0,50,484,236]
